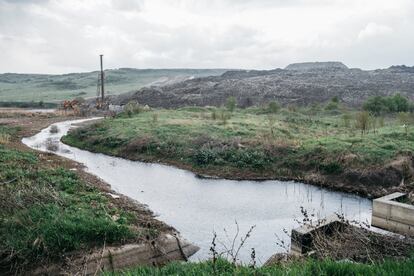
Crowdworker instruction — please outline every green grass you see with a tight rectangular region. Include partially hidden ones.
[0,69,226,102]
[110,257,414,275]
[63,107,414,179]
[0,126,143,270]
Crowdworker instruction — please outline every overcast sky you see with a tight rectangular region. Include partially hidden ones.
[1,0,414,74]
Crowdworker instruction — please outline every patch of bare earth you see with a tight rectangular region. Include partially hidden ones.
[1,111,179,274]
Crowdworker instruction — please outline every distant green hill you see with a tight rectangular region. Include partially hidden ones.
[0,68,227,102]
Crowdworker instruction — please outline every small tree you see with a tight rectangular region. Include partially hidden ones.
[363,94,411,114]
[342,113,351,128]
[363,96,387,115]
[370,115,378,134]
[325,97,339,111]
[398,112,412,136]
[124,101,141,117]
[211,109,217,120]
[226,96,236,113]
[355,111,370,135]
[268,101,280,114]
[219,109,230,125]
[391,94,409,112]
[267,115,277,137]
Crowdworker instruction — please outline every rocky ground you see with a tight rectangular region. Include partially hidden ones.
[106,62,414,108]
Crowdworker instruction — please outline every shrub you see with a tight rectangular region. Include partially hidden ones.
[194,148,219,166]
[211,110,218,120]
[363,94,411,115]
[319,162,343,174]
[355,111,370,135]
[193,146,270,169]
[390,94,410,112]
[342,113,351,128]
[398,112,412,136]
[219,110,230,124]
[101,136,125,149]
[267,101,280,113]
[226,96,236,112]
[0,133,10,144]
[325,101,338,111]
[363,96,388,115]
[124,101,141,117]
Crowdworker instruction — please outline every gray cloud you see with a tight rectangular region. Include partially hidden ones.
[0,0,413,73]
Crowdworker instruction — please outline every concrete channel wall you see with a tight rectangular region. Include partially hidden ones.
[34,234,199,275]
[371,192,414,236]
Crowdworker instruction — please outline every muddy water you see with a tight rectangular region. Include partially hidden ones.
[22,118,372,264]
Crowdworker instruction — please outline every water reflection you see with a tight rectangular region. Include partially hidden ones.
[22,118,372,264]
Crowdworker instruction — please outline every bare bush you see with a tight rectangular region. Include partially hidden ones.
[209,221,256,266]
[219,110,231,125]
[124,101,141,117]
[398,112,412,136]
[0,133,10,144]
[274,207,414,264]
[355,111,370,135]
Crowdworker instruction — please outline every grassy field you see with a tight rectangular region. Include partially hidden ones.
[0,124,158,273]
[63,106,414,196]
[110,257,414,275]
[2,110,414,274]
[0,69,226,102]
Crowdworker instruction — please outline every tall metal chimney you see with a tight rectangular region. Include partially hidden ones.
[100,54,104,101]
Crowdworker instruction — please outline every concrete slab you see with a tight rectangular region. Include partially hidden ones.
[290,215,346,255]
[372,192,414,236]
[33,233,200,275]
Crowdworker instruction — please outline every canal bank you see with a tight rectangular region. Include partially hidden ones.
[23,118,372,264]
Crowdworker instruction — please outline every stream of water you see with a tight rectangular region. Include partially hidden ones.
[22,118,372,264]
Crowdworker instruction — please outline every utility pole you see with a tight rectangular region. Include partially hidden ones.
[100,54,105,102]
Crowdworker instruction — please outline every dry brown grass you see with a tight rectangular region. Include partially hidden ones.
[0,133,10,144]
[311,222,414,263]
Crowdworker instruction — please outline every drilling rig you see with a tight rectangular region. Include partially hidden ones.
[96,54,106,109]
